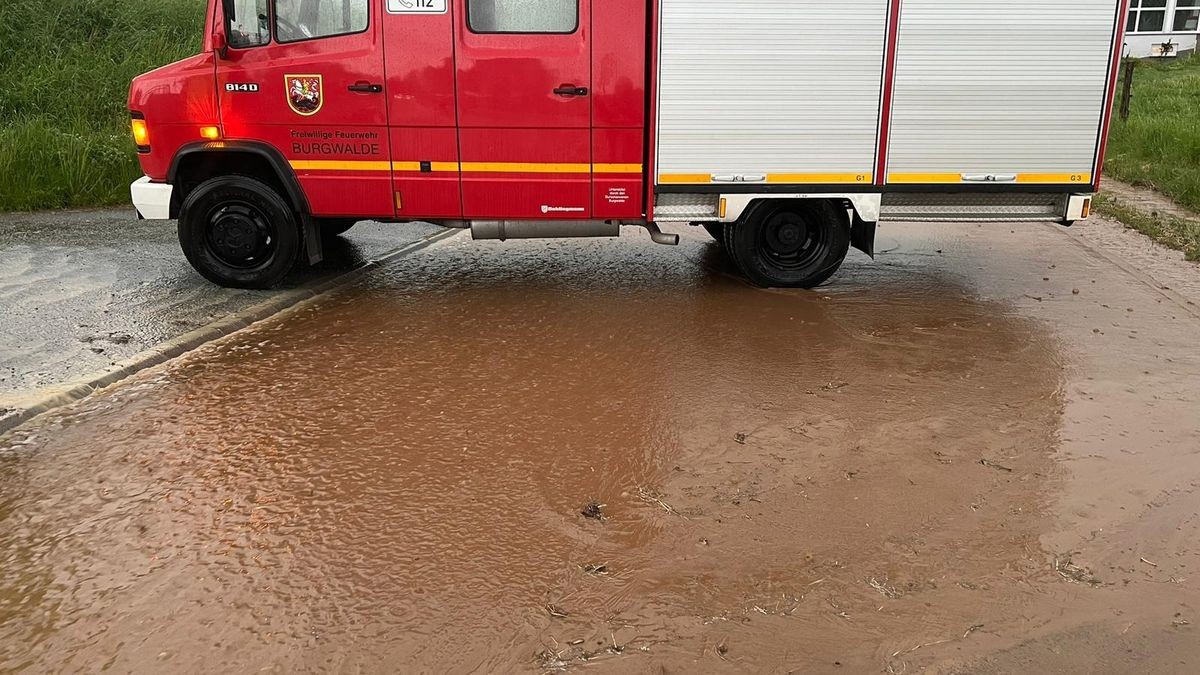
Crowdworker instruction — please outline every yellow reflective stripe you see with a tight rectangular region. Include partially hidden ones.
[290,160,391,171]
[888,173,963,184]
[391,161,460,172]
[593,163,643,173]
[766,173,873,184]
[294,161,644,174]
[660,173,873,184]
[459,162,590,173]
[889,173,1094,185]
[289,162,1086,185]
[658,173,713,184]
[1017,173,1092,184]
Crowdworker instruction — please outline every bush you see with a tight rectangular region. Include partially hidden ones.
[0,0,204,210]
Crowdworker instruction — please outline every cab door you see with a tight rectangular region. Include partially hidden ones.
[454,0,592,219]
[217,0,392,218]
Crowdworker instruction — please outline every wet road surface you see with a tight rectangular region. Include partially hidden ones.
[0,209,440,399]
[1,222,1199,672]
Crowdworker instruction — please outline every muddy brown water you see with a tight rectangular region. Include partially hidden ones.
[0,229,1196,672]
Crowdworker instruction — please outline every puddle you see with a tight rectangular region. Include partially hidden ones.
[0,234,1067,671]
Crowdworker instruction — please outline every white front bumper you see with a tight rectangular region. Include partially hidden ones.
[131,176,173,220]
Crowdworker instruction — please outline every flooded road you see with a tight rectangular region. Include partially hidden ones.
[2,223,1199,672]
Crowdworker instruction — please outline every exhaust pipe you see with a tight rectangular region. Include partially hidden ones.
[636,221,680,246]
[470,220,619,241]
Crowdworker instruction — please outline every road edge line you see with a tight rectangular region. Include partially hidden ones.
[0,227,463,436]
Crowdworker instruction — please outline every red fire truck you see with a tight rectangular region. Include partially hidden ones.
[130,0,1126,289]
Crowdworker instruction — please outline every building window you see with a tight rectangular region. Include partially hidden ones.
[1129,0,1168,33]
[467,0,578,34]
[1175,0,1200,31]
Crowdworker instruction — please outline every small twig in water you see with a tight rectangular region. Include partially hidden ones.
[890,624,983,658]
[546,604,569,618]
[980,458,1014,473]
[635,486,690,520]
[868,577,901,599]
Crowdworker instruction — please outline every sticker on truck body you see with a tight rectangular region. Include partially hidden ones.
[285,75,323,117]
[387,0,447,14]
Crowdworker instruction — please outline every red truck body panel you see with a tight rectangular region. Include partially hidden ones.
[217,12,391,218]
[129,0,1120,224]
[131,0,647,221]
[127,53,218,181]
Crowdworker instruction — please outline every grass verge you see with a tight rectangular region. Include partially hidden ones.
[1093,192,1200,262]
[0,1,204,211]
[1105,56,1200,213]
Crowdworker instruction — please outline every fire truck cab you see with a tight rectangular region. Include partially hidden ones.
[130,0,1125,289]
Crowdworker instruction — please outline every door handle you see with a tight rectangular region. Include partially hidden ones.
[553,85,589,97]
[348,83,384,94]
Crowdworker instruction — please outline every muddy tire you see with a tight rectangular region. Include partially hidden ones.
[726,200,850,289]
[178,176,300,289]
[320,219,358,239]
[702,223,724,243]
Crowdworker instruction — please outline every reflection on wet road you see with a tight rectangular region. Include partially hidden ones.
[1,227,1198,672]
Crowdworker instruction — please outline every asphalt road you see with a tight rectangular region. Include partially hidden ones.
[0,209,441,403]
[1,214,1199,672]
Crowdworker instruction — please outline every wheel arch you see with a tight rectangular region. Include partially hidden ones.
[167,142,310,220]
[721,193,881,226]
[727,195,876,259]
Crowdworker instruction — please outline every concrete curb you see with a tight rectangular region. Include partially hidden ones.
[0,227,462,437]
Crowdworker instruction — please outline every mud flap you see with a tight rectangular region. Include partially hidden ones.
[302,215,323,265]
[851,216,877,259]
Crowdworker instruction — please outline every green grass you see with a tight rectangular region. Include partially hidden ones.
[1094,192,1200,262]
[1105,56,1200,213]
[0,0,204,211]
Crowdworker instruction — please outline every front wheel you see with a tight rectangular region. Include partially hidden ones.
[178,176,300,289]
[726,200,850,289]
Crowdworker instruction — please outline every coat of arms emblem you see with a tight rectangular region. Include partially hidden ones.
[285,74,323,116]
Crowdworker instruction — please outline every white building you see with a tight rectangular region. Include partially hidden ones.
[1125,0,1200,57]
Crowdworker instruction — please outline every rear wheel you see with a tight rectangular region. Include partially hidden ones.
[178,176,300,289]
[726,200,849,289]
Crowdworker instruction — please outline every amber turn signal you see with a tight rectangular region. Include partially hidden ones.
[130,117,150,151]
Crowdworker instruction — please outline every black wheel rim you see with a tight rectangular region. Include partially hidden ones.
[204,201,276,270]
[756,209,828,271]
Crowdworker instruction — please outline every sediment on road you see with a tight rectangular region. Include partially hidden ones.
[1,226,1198,672]
[1098,177,1200,262]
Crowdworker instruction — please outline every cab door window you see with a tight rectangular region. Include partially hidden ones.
[227,0,270,48]
[275,0,369,43]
